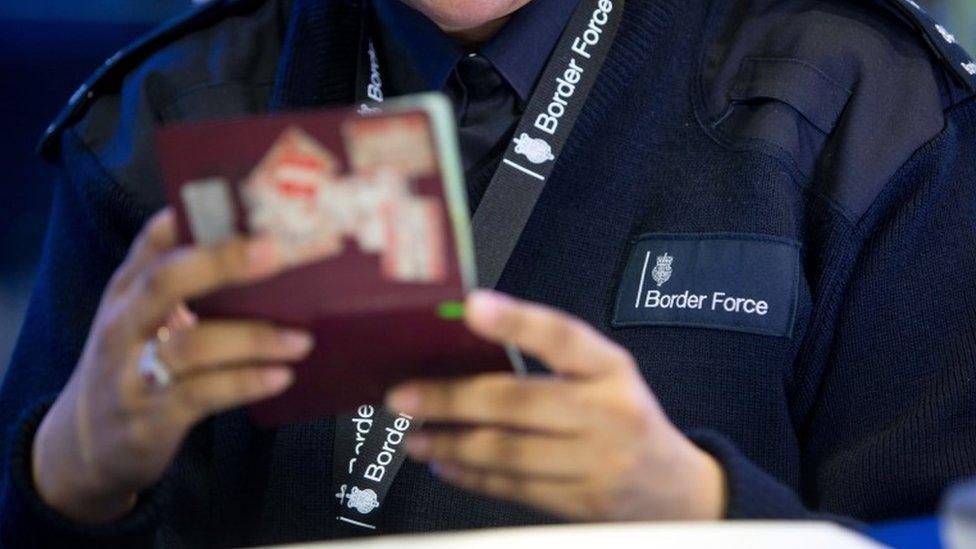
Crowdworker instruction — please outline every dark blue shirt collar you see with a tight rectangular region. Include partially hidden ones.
[371,0,579,101]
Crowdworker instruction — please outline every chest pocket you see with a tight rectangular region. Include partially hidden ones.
[711,57,853,177]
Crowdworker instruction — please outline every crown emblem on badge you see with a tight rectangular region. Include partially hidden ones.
[651,253,673,287]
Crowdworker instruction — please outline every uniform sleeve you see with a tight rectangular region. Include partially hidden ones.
[692,96,976,522]
[799,96,976,521]
[0,130,166,547]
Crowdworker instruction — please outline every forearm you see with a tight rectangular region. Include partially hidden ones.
[32,389,139,525]
[2,399,165,548]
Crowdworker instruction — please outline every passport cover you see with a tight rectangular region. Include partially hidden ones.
[156,94,515,426]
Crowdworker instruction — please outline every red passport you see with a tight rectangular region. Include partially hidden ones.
[156,94,517,426]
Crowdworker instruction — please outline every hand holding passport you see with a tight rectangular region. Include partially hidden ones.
[156,94,519,425]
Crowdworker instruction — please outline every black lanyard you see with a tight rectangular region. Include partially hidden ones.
[334,0,624,534]
[353,6,385,115]
[333,406,415,532]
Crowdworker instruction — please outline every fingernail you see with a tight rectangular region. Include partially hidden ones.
[279,330,314,353]
[387,386,421,414]
[468,290,508,325]
[433,463,459,480]
[405,434,430,456]
[263,367,294,392]
[247,237,280,273]
[176,304,198,328]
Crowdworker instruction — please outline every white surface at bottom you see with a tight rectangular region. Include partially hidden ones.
[266,521,885,548]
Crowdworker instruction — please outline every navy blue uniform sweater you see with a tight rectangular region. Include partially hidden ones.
[2,0,976,546]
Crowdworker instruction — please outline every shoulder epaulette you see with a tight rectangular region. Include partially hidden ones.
[878,0,976,94]
[37,0,267,160]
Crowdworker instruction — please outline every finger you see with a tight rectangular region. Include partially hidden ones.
[432,463,593,520]
[110,209,178,293]
[167,364,294,427]
[156,322,313,377]
[127,235,283,334]
[387,374,583,433]
[464,290,632,378]
[406,427,589,479]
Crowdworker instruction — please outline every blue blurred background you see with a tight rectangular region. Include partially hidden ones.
[0,0,974,373]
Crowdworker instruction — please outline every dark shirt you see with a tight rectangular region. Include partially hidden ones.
[371,0,578,207]
[371,0,577,99]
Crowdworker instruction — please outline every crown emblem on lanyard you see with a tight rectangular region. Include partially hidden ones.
[346,486,381,514]
[512,133,556,165]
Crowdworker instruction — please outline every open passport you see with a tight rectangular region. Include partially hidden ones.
[156,94,520,425]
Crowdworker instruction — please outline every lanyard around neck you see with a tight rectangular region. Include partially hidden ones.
[334,0,626,535]
[355,0,625,288]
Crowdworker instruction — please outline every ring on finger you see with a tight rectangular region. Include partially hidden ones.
[138,328,174,390]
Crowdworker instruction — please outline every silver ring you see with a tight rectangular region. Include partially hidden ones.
[138,340,173,390]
